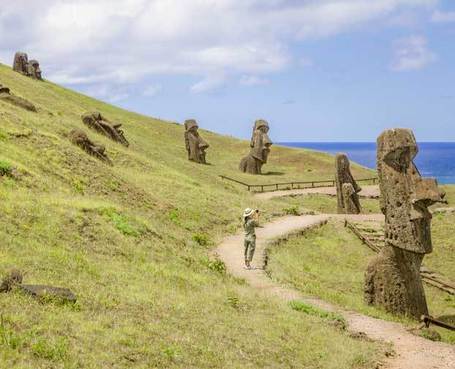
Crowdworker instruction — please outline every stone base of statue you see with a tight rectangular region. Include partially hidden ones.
[365,245,428,319]
[239,155,263,174]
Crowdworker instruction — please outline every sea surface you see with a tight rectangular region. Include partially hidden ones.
[278,142,455,184]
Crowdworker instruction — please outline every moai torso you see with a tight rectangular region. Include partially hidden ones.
[335,153,361,214]
[184,119,209,164]
[81,112,129,147]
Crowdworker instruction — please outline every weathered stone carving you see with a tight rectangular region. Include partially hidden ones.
[0,269,76,303]
[12,52,43,80]
[13,52,29,74]
[69,129,113,165]
[184,119,209,164]
[0,83,37,112]
[364,128,446,319]
[27,60,42,80]
[81,112,129,147]
[335,153,361,214]
[239,119,273,174]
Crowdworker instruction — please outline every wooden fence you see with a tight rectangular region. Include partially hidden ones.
[219,175,378,192]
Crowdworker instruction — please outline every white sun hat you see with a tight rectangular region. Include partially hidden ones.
[243,208,255,218]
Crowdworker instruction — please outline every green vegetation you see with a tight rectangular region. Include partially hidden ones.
[267,221,455,344]
[0,64,384,368]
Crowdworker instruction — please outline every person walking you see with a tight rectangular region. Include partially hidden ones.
[243,208,259,269]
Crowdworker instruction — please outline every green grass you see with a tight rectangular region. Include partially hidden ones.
[267,221,455,344]
[279,194,380,214]
[0,63,384,368]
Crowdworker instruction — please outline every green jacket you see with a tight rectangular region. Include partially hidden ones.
[244,219,258,241]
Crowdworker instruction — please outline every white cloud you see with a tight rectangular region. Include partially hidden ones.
[190,74,226,94]
[391,35,436,71]
[0,0,439,94]
[143,84,163,97]
[239,75,269,86]
[431,10,455,23]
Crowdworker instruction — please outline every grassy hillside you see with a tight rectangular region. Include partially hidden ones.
[0,64,385,368]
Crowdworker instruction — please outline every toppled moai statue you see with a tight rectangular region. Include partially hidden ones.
[335,153,361,214]
[81,112,129,147]
[69,129,113,165]
[364,129,446,319]
[27,60,42,80]
[0,269,76,304]
[0,83,37,112]
[239,119,273,174]
[184,119,209,164]
[12,52,29,74]
[12,52,43,80]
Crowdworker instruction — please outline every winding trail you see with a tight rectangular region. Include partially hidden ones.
[215,213,455,369]
[255,184,380,200]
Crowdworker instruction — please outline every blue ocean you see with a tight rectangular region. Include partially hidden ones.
[278,142,455,185]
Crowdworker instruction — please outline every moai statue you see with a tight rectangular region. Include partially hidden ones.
[184,119,209,164]
[27,60,42,80]
[335,153,361,214]
[69,129,113,165]
[239,119,273,174]
[364,128,446,319]
[81,112,129,147]
[0,83,37,112]
[12,52,29,74]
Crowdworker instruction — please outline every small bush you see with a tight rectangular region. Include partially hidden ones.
[202,257,226,274]
[192,233,209,246]
[283,206,300,216]
[168,209,180,225]
[100,208,143,237]
[0,160,13,177]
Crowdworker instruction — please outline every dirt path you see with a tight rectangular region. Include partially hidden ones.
[215,213,455,369]
[255,184,379,200]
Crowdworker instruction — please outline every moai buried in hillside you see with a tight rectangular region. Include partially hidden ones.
[0,83,37,112]
[12,53,43,80]
[335,153,361,214]
[27,60,42,80]
[82,111,129,147]
[184,119,209,164]
[364,129,446,319]
[239,119,273,174]
[13,52,29,74]
[69,129,113,166]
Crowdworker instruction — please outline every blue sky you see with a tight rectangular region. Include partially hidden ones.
[1,0,455,141]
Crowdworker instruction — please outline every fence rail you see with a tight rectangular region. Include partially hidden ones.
[219,175,378,192]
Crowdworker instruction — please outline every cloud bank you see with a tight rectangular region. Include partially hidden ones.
[0,0,439,98]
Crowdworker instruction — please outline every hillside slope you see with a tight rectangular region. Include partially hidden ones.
[0,63,381,369]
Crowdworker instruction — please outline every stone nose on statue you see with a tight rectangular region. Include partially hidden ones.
[413,178,447,205]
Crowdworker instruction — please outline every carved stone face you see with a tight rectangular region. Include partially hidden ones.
[13,52,28,74]
[29,60,42,79]
[378,129,445,254]
[251,120,272,163]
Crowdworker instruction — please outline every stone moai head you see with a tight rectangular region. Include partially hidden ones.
[251,119,272,163]
[377,128,445,254]
[28,60,42,80]
[185,119,199,133]
[13,52,29,74]
[335,153,350,174]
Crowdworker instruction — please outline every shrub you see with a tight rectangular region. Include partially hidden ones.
[192,233,209,246]
[0,160,13,177]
